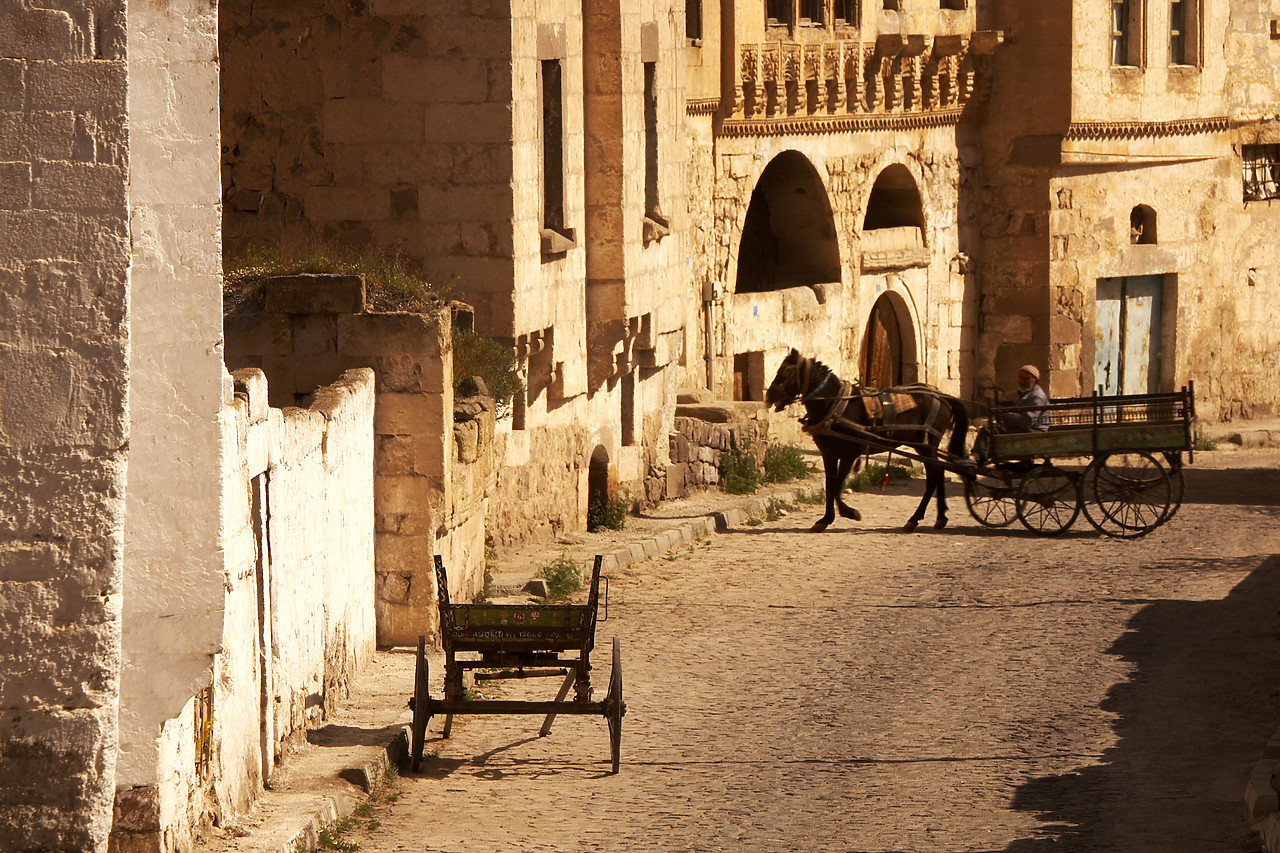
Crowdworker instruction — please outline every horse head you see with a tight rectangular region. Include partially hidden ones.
[765,348,807,411]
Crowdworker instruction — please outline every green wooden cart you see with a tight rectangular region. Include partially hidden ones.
[963,385,1196,537]
[409,554,625,773]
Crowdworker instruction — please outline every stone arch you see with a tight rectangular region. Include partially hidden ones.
[1130,204,1157,244]
[734,150,841,294]
[862,163,926,234]
[587,445,610,530]
[860,283,920,386]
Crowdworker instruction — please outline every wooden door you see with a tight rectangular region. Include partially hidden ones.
[1095,275,1162,395]
[863,295,902,389]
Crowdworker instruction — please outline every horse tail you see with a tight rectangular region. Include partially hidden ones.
[945,395,970,459]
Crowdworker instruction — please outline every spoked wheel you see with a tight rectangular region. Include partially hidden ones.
[963,471,1018,528]
[1015,465,1081,536]
[1081,451,1173,538]
[410,635,431,772]
[604,636,625,774]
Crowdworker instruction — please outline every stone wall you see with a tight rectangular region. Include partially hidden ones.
[0,1,131,848]
[224,276,490,647]
[668,416,770,495]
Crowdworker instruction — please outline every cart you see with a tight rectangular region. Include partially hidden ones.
[961,386,1195,537]
[409,554,626,773]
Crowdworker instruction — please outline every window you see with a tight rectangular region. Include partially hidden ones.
[1244,145,1280,202]
[940,0,966,9]
[1130,205,1157,244]
[1111,0,1131,65]
[883,0,899,10]
[1169,0,1186,63]
[799,0,823,25]
[686,0,702,43]
[833,0,858,25]
[540,59,571,254]
[643,61,669,244]
[765,0,791,27]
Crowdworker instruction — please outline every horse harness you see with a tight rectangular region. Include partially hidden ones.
[795,358,950,448]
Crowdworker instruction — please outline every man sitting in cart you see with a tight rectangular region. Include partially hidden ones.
[969,364,1049,463]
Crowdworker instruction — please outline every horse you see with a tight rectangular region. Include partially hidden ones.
[764,349,971,532]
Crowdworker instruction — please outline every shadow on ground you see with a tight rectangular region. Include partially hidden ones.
[1005,555,1280,852]
[1183,466,1280,507]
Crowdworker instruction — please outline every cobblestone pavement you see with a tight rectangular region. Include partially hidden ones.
[345,448,1280,853]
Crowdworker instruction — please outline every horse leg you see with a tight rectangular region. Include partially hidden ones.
[834,451,862,521]
[933,462,949,529]
[811,448,840,532]
[905,458,938,532]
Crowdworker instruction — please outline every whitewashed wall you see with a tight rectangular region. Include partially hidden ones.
[214,367,377,829]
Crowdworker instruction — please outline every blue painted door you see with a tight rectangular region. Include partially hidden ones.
[1095,275,1162,395]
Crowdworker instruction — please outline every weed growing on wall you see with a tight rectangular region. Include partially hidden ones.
[587,492,629,532]
[762,444,815,483]
[224,239,442,314]
[720,447,762,495]
[452,327,522,415]
[540,553,583,601]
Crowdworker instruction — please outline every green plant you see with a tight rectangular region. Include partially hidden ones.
[762,444,815,483]
[352,803,373,819]
[318,816,360,851]
[587,491,629,532]
[539,553,583,601]
[224,239,442,315]
[846,462,918,491]
[746,517,764,526]
[452,326,523,414]
[1193,434,1218,451]
[765,496,793,520]
[795,488,825,505]
[720,447,762,495]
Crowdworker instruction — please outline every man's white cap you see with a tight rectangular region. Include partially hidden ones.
[1019,364,1040,381]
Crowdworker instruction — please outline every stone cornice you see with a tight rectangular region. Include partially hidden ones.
[686,97,720,115]
[720,108,965,137]
[1065,116,1230,141]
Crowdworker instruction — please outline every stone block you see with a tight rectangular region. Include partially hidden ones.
[0,7,75,61]
[28,59,126,112]
[33,161,126,213]
[304,185,390,223]
[288,313,339,356]
[375,391,440,437]
[0,110,75,161]
[322,99,426,144]
[383,56,489,104]
[224,312,292,357]
[0,161,30,210]
[265,274,366,315]
[1246,759,1279,824]
[338,313,445,358]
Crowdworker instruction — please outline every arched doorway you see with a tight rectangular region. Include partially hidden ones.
[587,446,610,531]
[861,290,917,388]
[863,294,902,388]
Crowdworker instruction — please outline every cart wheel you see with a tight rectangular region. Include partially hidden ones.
[963,472,1018,528]
[604,637,625,774]
[410,635,431,772]
[1081,451,1172,538]
[1015,465,1081,536]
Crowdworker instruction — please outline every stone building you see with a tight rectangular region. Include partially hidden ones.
[973,2,1280,420]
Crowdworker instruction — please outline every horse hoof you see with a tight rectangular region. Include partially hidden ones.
[902,519,919,533]
[810,521,831,532]
[934,518,948,530]
[838,506,862,521]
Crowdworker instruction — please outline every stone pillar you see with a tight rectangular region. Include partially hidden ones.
[0,2,130,849]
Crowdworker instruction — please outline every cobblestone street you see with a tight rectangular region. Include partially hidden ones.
[349,450,1280,853]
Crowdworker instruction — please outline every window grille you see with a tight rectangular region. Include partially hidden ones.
[1244,145,1280,202]
[765,0,791,26]
[799,0,823,25]
[833,0,858,25]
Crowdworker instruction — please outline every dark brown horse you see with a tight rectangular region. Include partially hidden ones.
[765,349,970,532]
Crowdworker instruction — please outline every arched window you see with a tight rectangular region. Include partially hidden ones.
[735,151,840,293]
[1130,204,1156,244]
